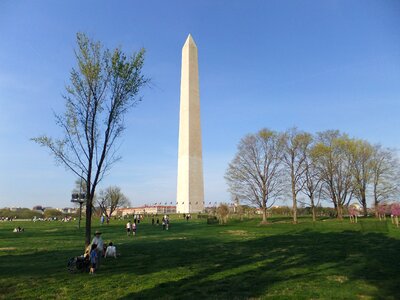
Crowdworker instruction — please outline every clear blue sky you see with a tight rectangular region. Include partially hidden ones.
[1,0,399,209]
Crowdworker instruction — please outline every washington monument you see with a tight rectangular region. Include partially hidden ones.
[176,34,204,214]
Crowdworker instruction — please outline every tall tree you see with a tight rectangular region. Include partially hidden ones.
[312,130,354,219]
[348,139,374,216]
[371,145,400,215]
[216,203,230,224]
[97,186,130,218]
[32,33,148,245]
[298,135,321,222]
[282,128,312,223]
[225,129,285,223]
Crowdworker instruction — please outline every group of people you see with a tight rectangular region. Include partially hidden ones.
[125,220,137,236]
[87,231,117,274]
[149,215,171,230]
[100,215,110,225]
[162,215,170,230]
[1,216,16,221]
[88,214,177,273]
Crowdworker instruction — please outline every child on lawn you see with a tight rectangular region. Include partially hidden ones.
[90,244,98,274]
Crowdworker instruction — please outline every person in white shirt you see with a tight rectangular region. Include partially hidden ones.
[105,242,117,258]
[126,221,132,236]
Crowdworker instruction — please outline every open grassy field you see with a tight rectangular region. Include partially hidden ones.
[1,216,400,299]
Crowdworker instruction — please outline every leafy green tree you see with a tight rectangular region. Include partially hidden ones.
[312,131,354,219]
[33,33,148,245]
[348,139,374,216]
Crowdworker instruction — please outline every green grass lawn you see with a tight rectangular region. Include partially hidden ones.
[1,216,400,299]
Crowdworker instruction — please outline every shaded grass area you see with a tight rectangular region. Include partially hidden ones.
[1,217,400,299]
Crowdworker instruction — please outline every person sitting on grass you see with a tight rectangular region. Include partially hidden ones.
[89,244,98,275]
[13,226,24,233]
[105,242,117,258]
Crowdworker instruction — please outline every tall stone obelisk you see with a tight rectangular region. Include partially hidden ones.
[176,34,204,214]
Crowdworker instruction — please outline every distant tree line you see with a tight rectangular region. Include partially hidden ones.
[225,128,400,223]
[0,208,76,219]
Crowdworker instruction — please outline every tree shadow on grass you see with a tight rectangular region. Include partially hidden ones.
[1,226,400,299]
[119,230,400,299]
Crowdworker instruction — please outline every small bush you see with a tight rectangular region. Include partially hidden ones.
[207,216,218,224]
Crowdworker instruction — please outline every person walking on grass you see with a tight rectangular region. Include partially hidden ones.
[126,220,132,236]
[162,217,166,230]
[132,222,137,236]
[89,244,98,274]
[152,217,155,225]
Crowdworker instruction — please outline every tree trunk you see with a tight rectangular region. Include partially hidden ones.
[361,190,367,217]
[291,169,297,224]
[85,192,94,246]
[261,199,267,224]
[337,204,343,220]
[374,197,379,218]
[310,194,316,222]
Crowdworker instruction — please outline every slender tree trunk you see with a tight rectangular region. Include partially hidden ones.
[374,197,379,218]
[291,169,297,224]
[310,194,316,222]
[85,193,93,246]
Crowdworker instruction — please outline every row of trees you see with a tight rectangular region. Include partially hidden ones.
[225,128,400,223]
[0,208,76,219]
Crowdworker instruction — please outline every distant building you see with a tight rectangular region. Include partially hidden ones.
[116,205,176,216]
[9,207,22,211]
[32,205,44,212]
[57,207,77,214]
